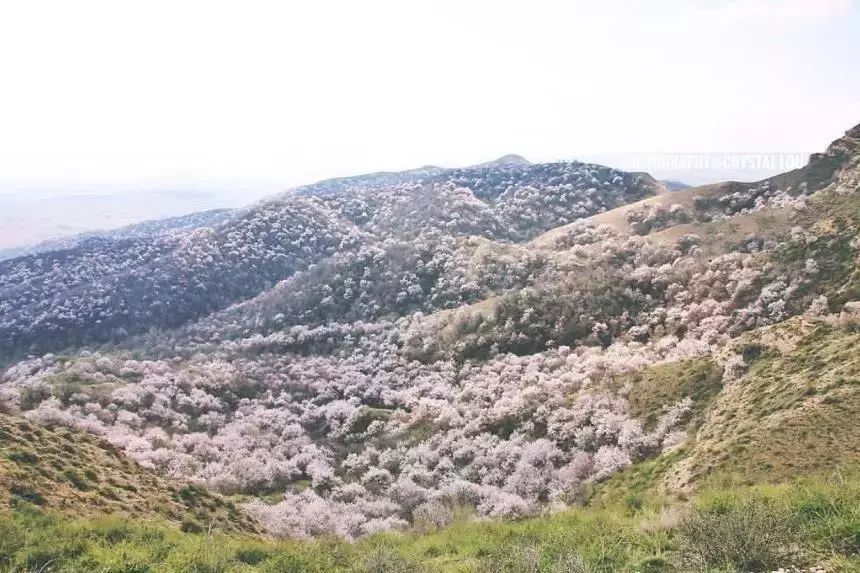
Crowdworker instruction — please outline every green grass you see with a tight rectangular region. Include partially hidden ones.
[0,414,260,534]
[616,357,723,432]
[681,321,860,486]
[586,447,691,507]
[1,472,858,573]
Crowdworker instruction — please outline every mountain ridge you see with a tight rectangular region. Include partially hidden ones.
[1,122,859,550]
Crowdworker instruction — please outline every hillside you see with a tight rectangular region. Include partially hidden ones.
[1,473,857,572]
[0,412,259,533]
[0,160,657,365]
[673,318,860,487]
[588,316,860,504]
[0,208,235,262]
[0,122,859,568]
[0,190,240,257]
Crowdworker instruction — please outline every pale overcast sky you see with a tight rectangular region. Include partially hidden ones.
[0,0,858,197]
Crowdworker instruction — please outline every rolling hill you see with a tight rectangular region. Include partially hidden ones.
[1,123,859,571]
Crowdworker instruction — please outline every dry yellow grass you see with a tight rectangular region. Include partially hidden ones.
[527,181,737,248]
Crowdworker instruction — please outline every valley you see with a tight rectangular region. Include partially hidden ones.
[1,124,859,572]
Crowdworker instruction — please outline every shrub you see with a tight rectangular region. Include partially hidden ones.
[6,449,39,464]
[260,552,317,573]
[676,496,799,571]
[829,521,860,556]
[180,518,204,534]
[0,520,26,557]
[624,493,644,515]
[551,553,591,573]
[63,468,92,491]
[10,485,46,506]
[478,544,543,573]
[413,500,453,531]
[352,546,423,573]
[476,545,593,573]
[235,546,271,565]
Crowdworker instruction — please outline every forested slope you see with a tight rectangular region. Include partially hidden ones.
[0,125,859,557]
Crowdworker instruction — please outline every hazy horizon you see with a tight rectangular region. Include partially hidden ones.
[1,0,858,201]
[0,148,824,201]
[2,0,859,249]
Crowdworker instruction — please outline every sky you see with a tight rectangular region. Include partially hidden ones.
[0,0,859,200]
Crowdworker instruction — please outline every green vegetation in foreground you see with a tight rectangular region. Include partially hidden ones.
[1,472,858,573]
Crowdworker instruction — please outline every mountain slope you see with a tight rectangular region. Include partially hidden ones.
[0,122,858,544]
[0,412,259,533]
[532,128,859,248]
[665,317,860,490]
[0,160,657,365]
[0,208,235,262]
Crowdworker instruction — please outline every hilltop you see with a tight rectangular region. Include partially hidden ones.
[0,159,658,364]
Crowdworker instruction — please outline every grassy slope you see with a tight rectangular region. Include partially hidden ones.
[1,125,858,572]
[669,319,860,491]
[528,181,750,247]
[618,357,724,432]
[590,319,860,504]
[1,318,858,572]
[0,413,260,535]
[0,473,857,572]
[532,122,859,251]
